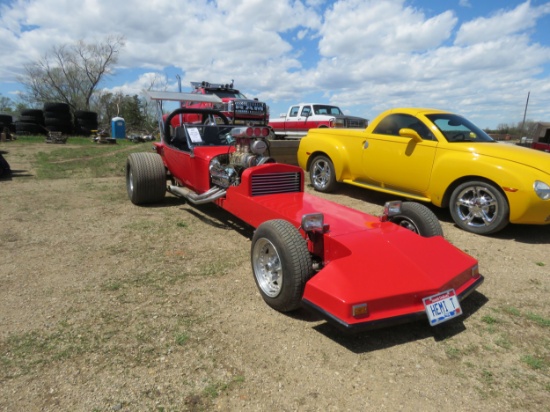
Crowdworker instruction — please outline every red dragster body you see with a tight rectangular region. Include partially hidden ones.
[126,92,483,332]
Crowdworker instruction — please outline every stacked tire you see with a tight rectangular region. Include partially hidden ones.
[0,113,15,134]
[43,102,73,135]
[74,110,98,136]
[15,109,46,135]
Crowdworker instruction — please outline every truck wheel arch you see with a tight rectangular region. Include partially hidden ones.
[306,150,345,182]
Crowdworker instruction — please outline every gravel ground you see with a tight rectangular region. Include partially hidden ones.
[0,143,548,411]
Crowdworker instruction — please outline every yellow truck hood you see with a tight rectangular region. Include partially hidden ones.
[451,142,550,176]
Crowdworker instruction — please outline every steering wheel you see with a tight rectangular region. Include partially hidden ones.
[453,132,467,141]
[164,108,230,142]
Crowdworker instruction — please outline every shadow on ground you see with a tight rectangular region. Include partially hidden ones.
[307,291,488,354]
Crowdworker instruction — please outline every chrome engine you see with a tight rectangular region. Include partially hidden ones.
[209,127,274,188]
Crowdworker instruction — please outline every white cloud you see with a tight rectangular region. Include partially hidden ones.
[455,1,550,45]
[105,72,171,96]
[319,0,456,56]
[0,0,549,127]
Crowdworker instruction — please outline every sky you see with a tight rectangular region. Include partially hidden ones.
[0,0,549,129]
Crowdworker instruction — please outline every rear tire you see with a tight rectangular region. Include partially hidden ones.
[126,152,166,205]
[251,220,312,312]
[389,201,443,237]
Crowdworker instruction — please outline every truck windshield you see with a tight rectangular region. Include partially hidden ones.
[313,105,343,115]
[426,114,495,143]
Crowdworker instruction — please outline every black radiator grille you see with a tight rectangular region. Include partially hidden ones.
[251,172,301,196]
[347,118,367,128]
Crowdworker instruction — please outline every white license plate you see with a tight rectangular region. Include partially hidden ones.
[423,289,462,326]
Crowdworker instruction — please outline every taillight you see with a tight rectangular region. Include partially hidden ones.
[352,303,369,318]
[471,264,480,279]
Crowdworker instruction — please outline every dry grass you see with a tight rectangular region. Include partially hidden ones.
[0,141,548,411]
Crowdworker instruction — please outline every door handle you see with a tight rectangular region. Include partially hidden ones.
[363,140,369,149]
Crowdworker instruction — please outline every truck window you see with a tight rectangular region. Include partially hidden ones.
[373,113,435,140]
[301,106,312,116]
[313,105,343,115]
[289,106,299,117]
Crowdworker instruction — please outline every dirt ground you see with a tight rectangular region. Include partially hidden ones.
[0,143,548,411]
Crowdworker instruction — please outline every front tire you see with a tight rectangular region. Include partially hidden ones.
[251,220,312,312]
[389,202,443,237]
[126,152,166,205]
[309,155,337,192]
[449,180,509,235]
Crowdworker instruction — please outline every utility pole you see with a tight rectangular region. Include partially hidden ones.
[520,91,530,136]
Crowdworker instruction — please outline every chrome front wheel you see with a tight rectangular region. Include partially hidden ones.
[449,181,509,235]
[251,220,312,312]
[252,237,283,298]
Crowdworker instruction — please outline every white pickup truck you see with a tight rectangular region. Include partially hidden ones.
[269,103,368,139]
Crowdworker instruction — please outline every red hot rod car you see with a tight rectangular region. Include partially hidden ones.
[125,91,483,332]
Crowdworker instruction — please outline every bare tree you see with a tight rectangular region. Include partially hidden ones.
[141,73,169,129]
[19,35,125,111]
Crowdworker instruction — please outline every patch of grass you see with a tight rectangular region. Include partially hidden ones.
[445,346,461,360]
[9,135,50,144]
[535,261,545,267]
[481,315,500,325]
[526,312,550,328]
[102,280,123,291]
[202,375,246,399]
[502,306,521,317]
[1,325,93,377]
[123,219,161,232]
[494,335,512,350]
[521,354,546,370]
[481,369,495,385]
[197,261,229,277]
[175,332,190,346]
[32,139,146,179]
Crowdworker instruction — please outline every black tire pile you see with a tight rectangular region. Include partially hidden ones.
[74,110,99,136]
[43,102,73,135]
[15,109,45,135]
[12,103,99,137]
[0,114,15,134]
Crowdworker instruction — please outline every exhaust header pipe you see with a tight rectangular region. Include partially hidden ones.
[168,185,226,205]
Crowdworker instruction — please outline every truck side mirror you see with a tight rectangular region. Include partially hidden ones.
[399,128,423,142]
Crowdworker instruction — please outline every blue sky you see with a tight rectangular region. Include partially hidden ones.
[1,0,549,129]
